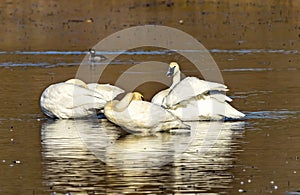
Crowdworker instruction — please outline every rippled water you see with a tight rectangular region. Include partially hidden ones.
[0,50,298,194]
[41,119,245,194]
[1,0,300,194]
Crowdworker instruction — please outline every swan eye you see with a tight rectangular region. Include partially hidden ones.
[141,96,145,101]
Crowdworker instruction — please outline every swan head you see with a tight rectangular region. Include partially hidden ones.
[106,92,144,112]
[89,48,95,54]
[65,79,88,88]
[167,62,180,77]
[132,92,144,101]
[89,48,96,57]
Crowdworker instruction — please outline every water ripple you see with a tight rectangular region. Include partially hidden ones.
[245,110,299,119]
[0,49,299,55]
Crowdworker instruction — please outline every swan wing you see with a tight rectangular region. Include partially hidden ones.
[166,77,228,106]
[168,95,244,121]
[209,92,232,102]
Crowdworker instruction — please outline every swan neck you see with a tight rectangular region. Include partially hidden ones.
[113,93,133,112]
[171,71,181,89]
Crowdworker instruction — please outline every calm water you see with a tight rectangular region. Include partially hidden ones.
[0,1,300,195]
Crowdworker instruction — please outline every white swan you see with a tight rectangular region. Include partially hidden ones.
[151,62,245,120]
[40,79,124,119]
[104,92,190,134]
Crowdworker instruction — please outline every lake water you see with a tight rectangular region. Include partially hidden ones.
[0,1,299,194]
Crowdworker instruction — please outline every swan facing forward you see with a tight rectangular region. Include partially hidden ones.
[151,62,245,120]
[104,92,190,134]
[40,79,124,119]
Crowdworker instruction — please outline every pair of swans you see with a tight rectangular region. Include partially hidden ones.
[40,79,188,134]
[151,62,245,121]
[104,62,244,133]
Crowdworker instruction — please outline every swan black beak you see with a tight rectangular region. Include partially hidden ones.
[166,66,175,77]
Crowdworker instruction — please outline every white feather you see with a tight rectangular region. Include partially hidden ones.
[40,83,107,119]
[151,88,170,106]
[40,79,124,119]
[165,77,228,106]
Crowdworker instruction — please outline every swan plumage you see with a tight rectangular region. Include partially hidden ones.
[104,92,190,134]
[87,83,124,101]
[40,79,124,119]
[65,78,88,88]
[152,62,245,120]
[165,77,230,107]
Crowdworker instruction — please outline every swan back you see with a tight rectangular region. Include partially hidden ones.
[65,79,88,88]
[87,83,124,101]
[40,82,107,118]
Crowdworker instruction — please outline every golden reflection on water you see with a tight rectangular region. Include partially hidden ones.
[41,119,244,194]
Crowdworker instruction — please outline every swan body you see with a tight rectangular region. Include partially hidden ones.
[40,79,123,119]
[152,62,245,120]
[104,92,190,134]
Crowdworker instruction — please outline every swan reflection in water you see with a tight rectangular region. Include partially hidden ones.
[41,119,244,194]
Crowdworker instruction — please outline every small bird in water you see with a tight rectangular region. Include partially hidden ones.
[88,49,107,63]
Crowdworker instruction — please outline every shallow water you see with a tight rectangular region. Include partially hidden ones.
[1,0,300,194]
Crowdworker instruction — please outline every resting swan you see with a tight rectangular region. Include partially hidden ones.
[151,62,245,120]
[40,79,124,119]
[104,92,190,134]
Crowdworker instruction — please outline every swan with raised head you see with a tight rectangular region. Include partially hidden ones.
[40,79,124,119]
[151,62,245,120]
[104,92,190,134]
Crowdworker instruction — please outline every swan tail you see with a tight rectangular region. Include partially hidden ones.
[224,103,245,119]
